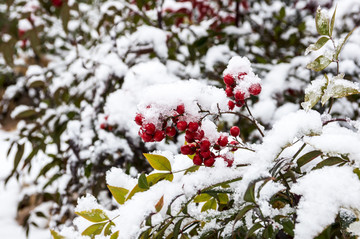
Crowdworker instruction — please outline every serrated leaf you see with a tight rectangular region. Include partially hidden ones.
[110,230,119,239]
[315,7,330,36]
[107,185,129,205]
[306,55,332,72]
[330,5,337,37]
[305,36,329,55]
[201,198,217,212]
[143,153,172,171]
[193,193,211,203]
[244,181,256,203]
[138,173,149,189]
[75,209,109,222]
[314,157,344,169]
[297,150,322,168]
[50,230,65,239]
[155,195,164,212]
[81,222,106,237]
[335,26,357,60]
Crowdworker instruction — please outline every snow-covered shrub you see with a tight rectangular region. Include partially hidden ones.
[1,0,360,235]
[49,7,360,239]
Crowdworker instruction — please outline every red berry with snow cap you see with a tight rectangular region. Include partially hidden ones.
[238,72,247,79]
[230,126,240,137]
[165,127,176,137]
[188,122,199,132]
[249,83,262,96]
[223,74,235,86]
[228,100,235,110]
[154,130,165,142]
[217,135,228,147]
[176,104,185,115]
[144,123,156,134]
[234,91,245,101]
[177,121,187,131]
[100,123,106,129]
[135,114,144,126]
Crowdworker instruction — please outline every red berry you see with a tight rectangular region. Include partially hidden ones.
[100,123,106,129]
[204,157,215,167]
[144,123,156,134]
[108,126,113,131]
[225,86,234,97]
[18,29,26,38]
[154,130,165,142]
[180,145,191,155]
[142,133,153,142]
[228,101,235,110]
[52,0,63,7]
[222,156,234,167]
[217,136,228,147]
[213,144,221,150]
[200,140,211,151]
[165,127,176,137]
[193,154,203,165]
[230,126,240,137]
[223,74,235,86]
[249,83,262,96]
[104,115,109,121]
[194,130,204,140]
[230,141,239,151]
[135,114,144,126]
[188,122,199,132]
[200,150,211,159]
[177,121,187,131]
[238,72,247,79]
[234,91,245,101]
[176,104,185,115]
[235,100,245,107]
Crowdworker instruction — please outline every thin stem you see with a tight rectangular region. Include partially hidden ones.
[291,143,306,162]
[328,37,340,114]
[244,102,265,137]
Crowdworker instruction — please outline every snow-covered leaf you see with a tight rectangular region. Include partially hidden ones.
[301,77,327,110]
[201,198,217,212]
[50,230,65,239]
[75,209,109,222]
[305,37,329,55]
[306,55,332,72]
[315,7,329,36]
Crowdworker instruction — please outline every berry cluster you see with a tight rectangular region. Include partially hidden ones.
[224,73,262,110]
[100,115,113,131]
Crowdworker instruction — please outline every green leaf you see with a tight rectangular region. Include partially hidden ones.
[173,218,186,239]
[104,222,115,236]
[246,222,263,237]
[306,55,332,72]
[314,157,344,169]
[201,198,217,212]
[297,150,322,168]
[354,168,360,180]
[13,143,24,172]
[75,209,109,222]
[193,193,211,203]
[305,36,329,55]
[184,165,200,175]
[282,219,295,237]
[13,109,37,119]
[218,193,229,204]
[234,204,256,222]
[107,185,129,205]
[110,230,119,239]
[81,222,106,237]
[330,5,337,37]
[50,230,65,239]
[315,7,330,36]
[147,172,173,185]
[155,195,164,212]
[244,181,256,203]
[138,173,149,189]
[28,80,45,88]
[60,3,70,33]
[143,153,172,171]
[334,26,357,60]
